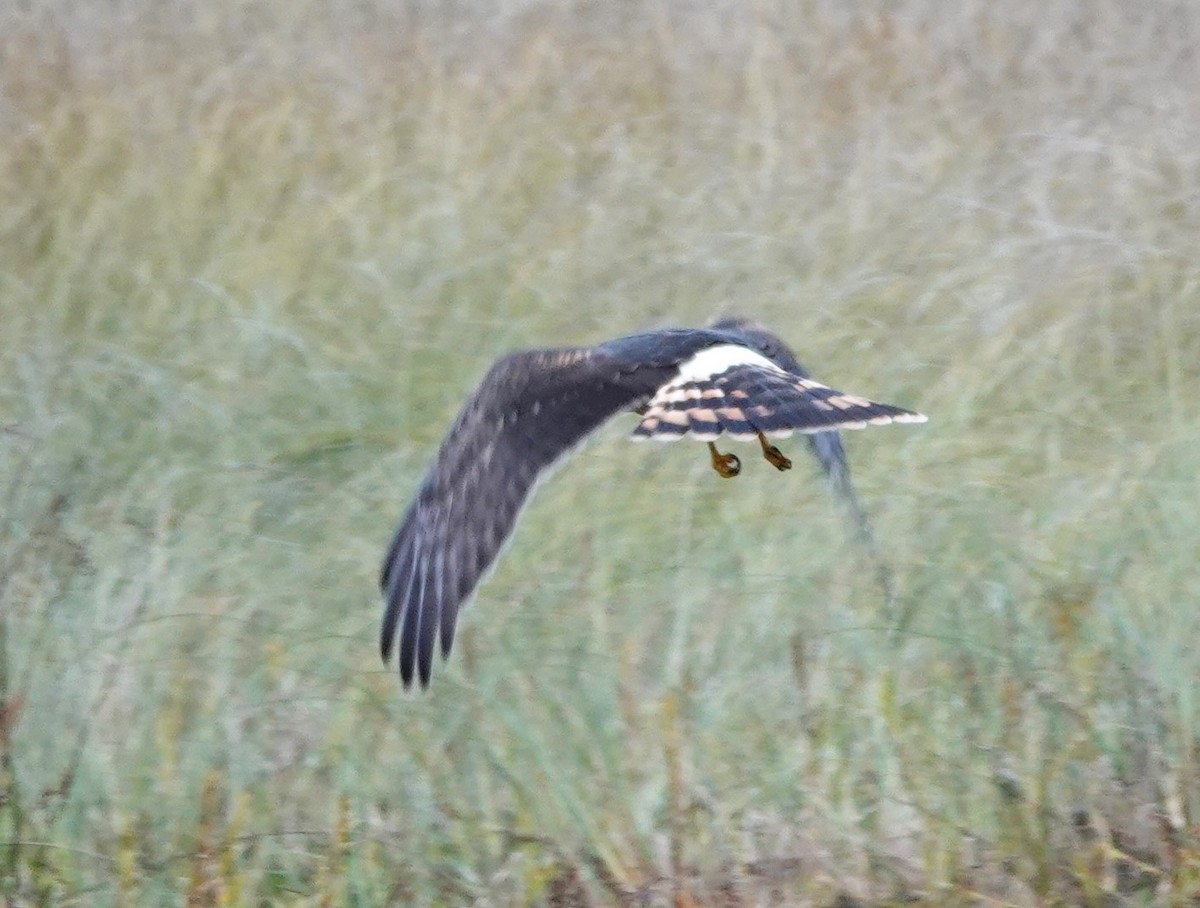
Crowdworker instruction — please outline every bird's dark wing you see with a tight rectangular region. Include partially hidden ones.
[380,347,672,688]
[631,346,925,441]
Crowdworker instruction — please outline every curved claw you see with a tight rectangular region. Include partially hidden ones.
[708,443,741,478]
[758,432,792,471]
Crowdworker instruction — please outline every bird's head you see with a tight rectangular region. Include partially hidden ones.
[708,315,803,372]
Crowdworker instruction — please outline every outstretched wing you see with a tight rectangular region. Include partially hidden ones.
[380,348,672,688]
[631,344,926,441]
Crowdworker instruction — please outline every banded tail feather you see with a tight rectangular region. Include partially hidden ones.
[631,344,925,442]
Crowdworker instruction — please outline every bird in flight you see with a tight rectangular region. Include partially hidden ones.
[379,317,926,688]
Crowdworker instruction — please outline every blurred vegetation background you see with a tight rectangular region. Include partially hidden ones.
[2,1,1199,904]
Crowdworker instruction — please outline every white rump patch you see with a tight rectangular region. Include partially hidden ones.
[674,344,785,383]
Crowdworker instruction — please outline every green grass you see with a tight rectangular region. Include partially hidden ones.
[3,1,1200,904]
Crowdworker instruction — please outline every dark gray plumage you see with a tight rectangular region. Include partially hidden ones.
[380,317,925,688]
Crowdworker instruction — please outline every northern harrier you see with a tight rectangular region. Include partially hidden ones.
[380,317,925,688]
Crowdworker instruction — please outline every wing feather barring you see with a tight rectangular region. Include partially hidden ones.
[379,317,926,688]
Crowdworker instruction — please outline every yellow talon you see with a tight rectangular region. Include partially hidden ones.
[757,432,792,471]
[707,442,741,478]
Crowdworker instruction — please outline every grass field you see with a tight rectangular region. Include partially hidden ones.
[3,1,1200,904]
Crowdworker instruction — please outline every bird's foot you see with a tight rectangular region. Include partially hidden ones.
[707,442,741,478]
[758,432,792,471]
